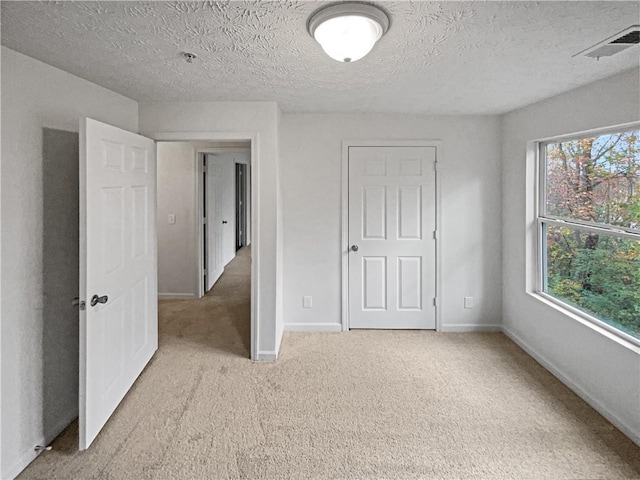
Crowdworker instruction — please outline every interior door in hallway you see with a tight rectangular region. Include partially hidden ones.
[79,118,157,449]
[236,162,247,251]
[205,154,224,290]
[348,146,437,329]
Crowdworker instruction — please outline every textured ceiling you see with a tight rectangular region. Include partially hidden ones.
[1,1,639,115]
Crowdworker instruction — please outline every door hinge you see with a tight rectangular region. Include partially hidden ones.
[203,268,207,274]
[203,217,207,224]
[72,297,86,310]
[433,230,438,240]
[433,297,438,307]
[433,161,438,171]
[203,165,208,173]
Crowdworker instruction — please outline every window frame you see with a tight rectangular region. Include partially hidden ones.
[535,126,640,347]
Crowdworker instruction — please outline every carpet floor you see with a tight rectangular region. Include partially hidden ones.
[18,247,640,479]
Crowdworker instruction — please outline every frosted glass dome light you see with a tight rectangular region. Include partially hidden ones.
[308,3,390,63]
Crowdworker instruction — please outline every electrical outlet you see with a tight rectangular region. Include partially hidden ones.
[303,296,313,308]
[464,296,474,309]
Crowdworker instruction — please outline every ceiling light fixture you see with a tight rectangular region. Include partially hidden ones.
[307,2,390,63]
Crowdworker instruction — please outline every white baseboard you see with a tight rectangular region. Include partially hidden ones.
[256,350,277,362]
[503,326,640,448]
[158,293,196,300]
[284,322,342,332]
[275,325,284,356]
[440,324,502,333]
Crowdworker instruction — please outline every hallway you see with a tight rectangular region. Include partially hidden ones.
[159,246,251,359]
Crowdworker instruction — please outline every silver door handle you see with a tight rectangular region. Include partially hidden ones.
[90,295,108,307]
[222,220,228,224]
[350,245,359,252]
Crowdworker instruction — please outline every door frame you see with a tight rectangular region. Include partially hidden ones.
[341,140,443,332]
[153,132,258,361]
[195,151,207,299]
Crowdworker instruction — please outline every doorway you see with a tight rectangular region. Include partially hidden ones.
[30,123,260,464]
[155,140,253,356]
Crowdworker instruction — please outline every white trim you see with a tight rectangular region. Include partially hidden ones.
[158,293,197,300]
[527,292,640,353]
[540,217,640,241]
[151,132,260,361]
[152,132,257,142]
[440,324,502,333]
[434,142,443,332]
[195,151,205,299]
[341,140,442,332]
[503,326,640,448]
[341,142,349,331]
[275,326,283,354]
[196,147,251,155]
[534,121,640,144]
[284,323,343,332]
[256,351,277,362]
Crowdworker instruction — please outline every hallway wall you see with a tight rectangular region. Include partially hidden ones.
[157,142,198,298]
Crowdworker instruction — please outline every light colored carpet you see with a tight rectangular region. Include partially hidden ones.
[18,247,640,479]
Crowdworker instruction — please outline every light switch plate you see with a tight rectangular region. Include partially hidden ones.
[303,296,313,308]
[464,296,474,309]
[168,214,176,225]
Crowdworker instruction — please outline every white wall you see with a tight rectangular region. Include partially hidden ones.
[1,47,138,480]
[501,67,640,446]
[139,102,282,360]
[280,114,502,332]
[157,142,198,298]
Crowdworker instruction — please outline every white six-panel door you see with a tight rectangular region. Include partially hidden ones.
[79,118,158,449]
[348,146,436,329]
[205,154,224,290]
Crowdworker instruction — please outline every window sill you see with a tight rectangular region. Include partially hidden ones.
[527,291,640,354]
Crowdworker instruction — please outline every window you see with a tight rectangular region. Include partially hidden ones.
[538,128,640,342]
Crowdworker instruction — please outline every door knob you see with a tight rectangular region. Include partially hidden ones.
[90,294,108,307]
[350,245,359,252]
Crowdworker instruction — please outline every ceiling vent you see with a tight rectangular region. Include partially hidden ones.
[574,25,640,59]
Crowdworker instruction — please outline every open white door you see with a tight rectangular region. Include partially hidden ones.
[79,118,157,450]
[205,154,224,290]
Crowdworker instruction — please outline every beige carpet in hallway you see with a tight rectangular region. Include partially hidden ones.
[19,247,640,479]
